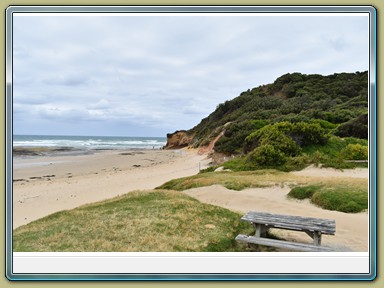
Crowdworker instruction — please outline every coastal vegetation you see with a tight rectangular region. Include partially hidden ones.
[171,71,369,171]
[13,171,367,252]
[287,185,367,213]
[13,71,369,252]
[157,171,368,213]
[13,190,255,252]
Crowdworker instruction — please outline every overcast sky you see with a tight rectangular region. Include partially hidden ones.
[12,13,369,137]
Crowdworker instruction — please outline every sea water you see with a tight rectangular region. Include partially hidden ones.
[13,135,167,150]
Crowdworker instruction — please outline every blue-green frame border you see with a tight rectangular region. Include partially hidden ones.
[5,5,377,281]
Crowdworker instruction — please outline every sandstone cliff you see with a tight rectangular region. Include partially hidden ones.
[163,130,194,149]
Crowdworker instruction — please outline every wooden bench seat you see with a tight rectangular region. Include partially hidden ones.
[236,234,334,252]
[241,211,336,235]
[236,211,336,252]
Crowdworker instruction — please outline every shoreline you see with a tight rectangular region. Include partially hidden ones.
[13,148,211,228]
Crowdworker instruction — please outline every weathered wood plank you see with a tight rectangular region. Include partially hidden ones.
[241,211,336,235]
[236,234,334,252]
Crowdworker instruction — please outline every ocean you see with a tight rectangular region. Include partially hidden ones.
[13,135,167,150]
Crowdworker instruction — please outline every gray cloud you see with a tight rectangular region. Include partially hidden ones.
[12,13,369,136]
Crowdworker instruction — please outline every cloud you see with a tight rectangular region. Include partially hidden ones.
[43,74,89,86]
[12,13,369,136]
[87,99,111,110]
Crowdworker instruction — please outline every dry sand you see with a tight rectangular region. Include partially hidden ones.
[13,150,369,252]
[13,148,211,228]
[184,166,369,252]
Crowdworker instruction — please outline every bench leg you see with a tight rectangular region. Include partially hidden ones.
[313,231,322,246]
[253,223,269,237]
[304,231,322,246]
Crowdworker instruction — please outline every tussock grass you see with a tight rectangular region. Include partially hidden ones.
[287,185,322,200]
[13,190,255,252]
[157,170,297,191]
[288,184,368,213]
[158,170,368,214]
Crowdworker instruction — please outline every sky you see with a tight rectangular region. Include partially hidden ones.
[12,12,369,137]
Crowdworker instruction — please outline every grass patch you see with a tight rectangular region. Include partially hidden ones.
[288,184,368,213]
[157,170,293,191]
[302,136,368,158]
[302,136,368,170]
[13,190,255,252]
[287,185,322,200]
[199,166,218,173]
[158,170,368,214]
[222,157,258,171]
[311,188,368,213]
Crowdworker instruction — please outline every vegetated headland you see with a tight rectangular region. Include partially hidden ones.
[13,71,369,252]
[165,71,368,171]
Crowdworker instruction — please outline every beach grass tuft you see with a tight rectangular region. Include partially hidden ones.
[156,170,289,191]
[13,190,256,252]
[287,185,323,200]
[288,184,368,213]
[157,170,368,213]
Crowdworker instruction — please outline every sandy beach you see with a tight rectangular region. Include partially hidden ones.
[13,149,369,252]
[13,148,211,228]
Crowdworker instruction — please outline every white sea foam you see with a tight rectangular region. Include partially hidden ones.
[13,135,167,150]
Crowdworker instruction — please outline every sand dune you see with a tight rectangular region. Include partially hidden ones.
[184,184,368,252]
[12,149,369,252]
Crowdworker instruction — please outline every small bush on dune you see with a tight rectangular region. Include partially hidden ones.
[340,143,368,160]
[288,185,367,213]
[244,121,329,168]
[311,189,367,213]
[287,185,322,200]
[247,144,286,166]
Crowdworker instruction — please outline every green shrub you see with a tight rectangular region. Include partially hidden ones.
[310,151,326,166]
[311,189,367,213]
[214,120,269,154]
[334,114,368,139]
[287,185,322,200]
[245,121,328,151]
[247,144,286,166]
[199,166,217,174]
[291,122,329,146]
[302,136,368,159]
[288,185,367,213]
[310,119,337,130]
[260,131,301,156]
[340,143,368,160]
[279,155,311,171]
[244,121,328,168]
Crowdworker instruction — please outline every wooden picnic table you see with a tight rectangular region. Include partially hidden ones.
[236,211,336,252]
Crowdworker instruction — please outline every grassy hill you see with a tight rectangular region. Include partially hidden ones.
[183,71,368,170]
[191,71,367,147]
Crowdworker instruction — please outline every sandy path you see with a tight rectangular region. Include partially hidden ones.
[13,149,210,228]
[184,167,369,252]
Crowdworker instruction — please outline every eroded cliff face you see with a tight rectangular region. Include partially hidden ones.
[164,130,195,149]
